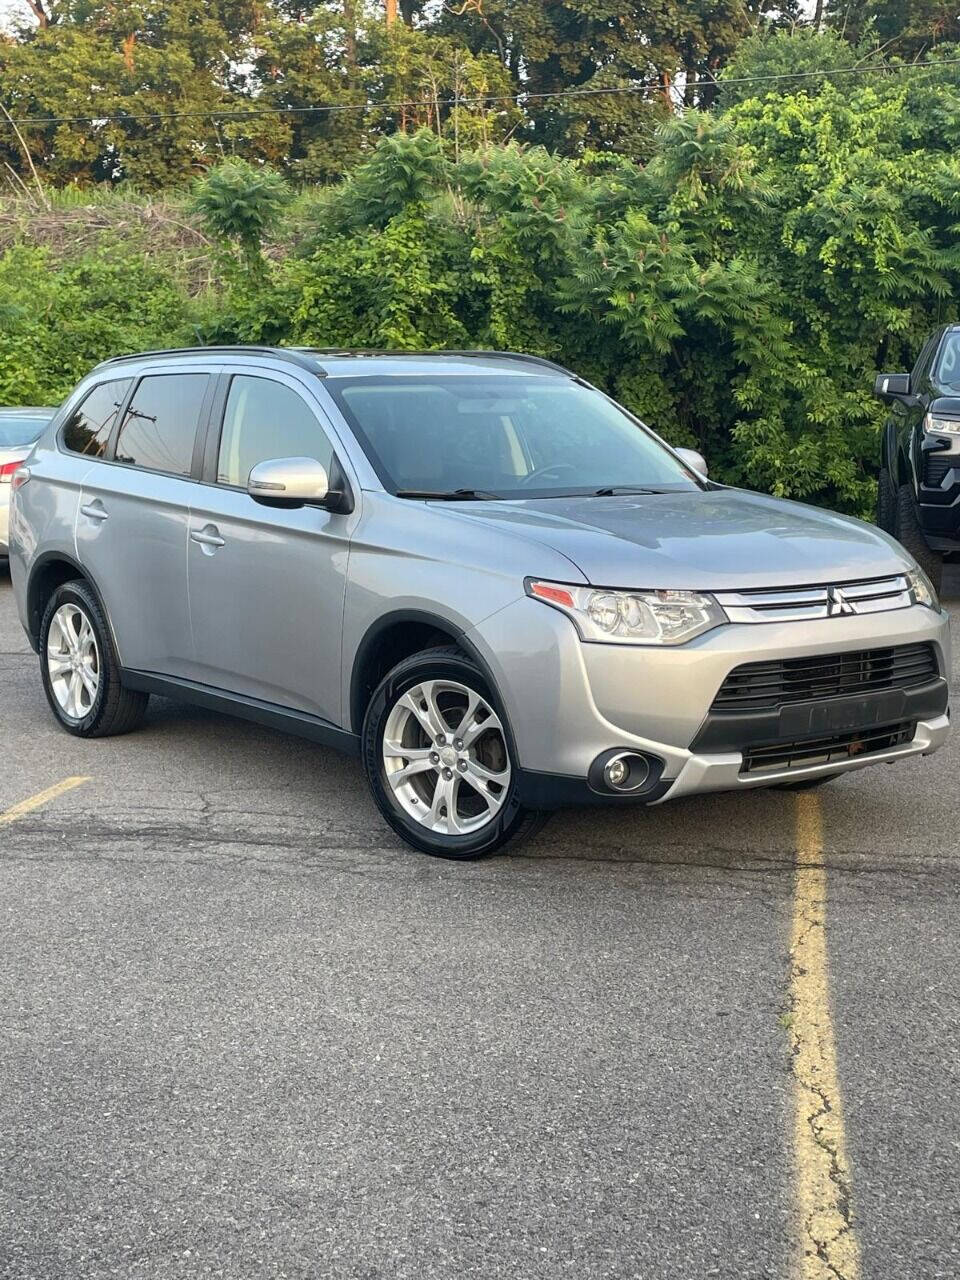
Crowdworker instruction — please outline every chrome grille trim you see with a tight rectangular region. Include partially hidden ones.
[715,575,912,623]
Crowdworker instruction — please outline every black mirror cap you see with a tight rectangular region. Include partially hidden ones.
[874,372,911,402]
[250,487,353,513]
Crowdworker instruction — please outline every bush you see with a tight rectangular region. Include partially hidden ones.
[6,58,960,522]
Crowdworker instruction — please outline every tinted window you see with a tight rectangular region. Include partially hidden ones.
[61,381,131,458]
[912,334,939,384]
[217,376,332,487]
[328,375,698,498]
[934,332,960,387]
[114,375,208,476]
[0,411,52,449]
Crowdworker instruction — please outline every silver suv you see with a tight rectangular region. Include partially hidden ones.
[8,347,951,857]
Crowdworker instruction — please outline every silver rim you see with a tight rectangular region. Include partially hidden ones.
[382,679,512,836]
[46,603,100,721]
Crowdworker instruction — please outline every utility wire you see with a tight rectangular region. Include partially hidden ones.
[2,54,960,129]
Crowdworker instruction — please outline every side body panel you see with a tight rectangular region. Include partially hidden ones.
[8,442,87,638]
[76,458,195,674]
[186,487,353,720]
[185,365,361,723]
[339,490,585,731]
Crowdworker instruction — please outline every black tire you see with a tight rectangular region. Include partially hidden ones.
[895,483,943,592]
[39,578,149,737]
[362,645,547,859]
[876,465,897,533]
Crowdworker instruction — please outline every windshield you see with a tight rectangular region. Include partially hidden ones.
[935,331,960,386]
[0,411,52,449]
[326,375,700,498]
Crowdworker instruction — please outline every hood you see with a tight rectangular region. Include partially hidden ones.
[443,488,913,590]
[930,390,960,413]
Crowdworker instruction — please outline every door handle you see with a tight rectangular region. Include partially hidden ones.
[80,500,108,522]
[190,526,225,549]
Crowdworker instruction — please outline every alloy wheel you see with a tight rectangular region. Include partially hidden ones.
[46,602,100,720]
[382,678,511,836]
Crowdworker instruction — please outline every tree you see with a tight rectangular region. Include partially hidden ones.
[190,158,291,275]
[825,0,960,56]
[718,27,862,109]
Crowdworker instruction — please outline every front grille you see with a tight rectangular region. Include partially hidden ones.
[714,575,912,622]
[741,722,915,775]
[711,643,938,713]
[924,453,956,488]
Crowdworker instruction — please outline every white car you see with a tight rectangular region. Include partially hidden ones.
[0,408,55,562]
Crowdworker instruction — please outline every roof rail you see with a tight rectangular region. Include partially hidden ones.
[96,345,325,374]
[303,348,573,375]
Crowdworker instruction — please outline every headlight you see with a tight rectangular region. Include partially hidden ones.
[526,579,727,645]
[907,567,940,610]
[923,411,960,435]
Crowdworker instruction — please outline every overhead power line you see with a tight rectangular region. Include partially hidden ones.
[2,54,960,130]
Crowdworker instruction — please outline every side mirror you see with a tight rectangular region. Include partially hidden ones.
[248,457,335,509]
[676,446,708,478]
[874,372,911,403]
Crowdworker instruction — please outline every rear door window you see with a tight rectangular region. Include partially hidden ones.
[114,374,209,477]
[61,379,132,458]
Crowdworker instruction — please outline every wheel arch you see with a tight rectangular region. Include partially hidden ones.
[25,552,110,653]
[349,609,500,736]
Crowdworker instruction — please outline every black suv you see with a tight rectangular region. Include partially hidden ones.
[875,324,960,589]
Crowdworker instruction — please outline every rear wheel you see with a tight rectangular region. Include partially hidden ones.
[39,579,149,737]
[362,645,546,858]
[895,483,943,592]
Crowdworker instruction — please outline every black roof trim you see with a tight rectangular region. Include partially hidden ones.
[96,345,326,375]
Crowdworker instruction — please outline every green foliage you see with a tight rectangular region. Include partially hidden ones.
[5,41,960,520]
[0,246,189,403]
[190,159,291,273]
[0,0,950,188]
[719,28,861,108]
[825,0,960,57]
[311,130,451,236]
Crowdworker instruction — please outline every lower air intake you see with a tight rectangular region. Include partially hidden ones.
[741,722,915,776]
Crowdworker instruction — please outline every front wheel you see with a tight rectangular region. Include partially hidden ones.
[895,483,943,593]
[876,466,896,533]
[362,646,546,858]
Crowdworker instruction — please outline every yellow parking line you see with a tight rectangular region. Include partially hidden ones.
[790,792,862,1280]
[0,776,90,827]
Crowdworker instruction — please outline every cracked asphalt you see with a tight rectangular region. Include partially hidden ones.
[1,566,959,1280]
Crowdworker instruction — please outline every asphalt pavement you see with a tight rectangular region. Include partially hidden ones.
[1,565,958,1280]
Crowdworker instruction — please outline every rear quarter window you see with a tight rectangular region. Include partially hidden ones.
[61,379,132,457]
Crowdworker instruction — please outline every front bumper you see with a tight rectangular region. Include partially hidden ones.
[658,712,949,802]
[467,595,951,807]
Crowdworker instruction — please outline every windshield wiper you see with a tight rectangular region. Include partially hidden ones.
[395,488,502,501]
[592,485,672,496]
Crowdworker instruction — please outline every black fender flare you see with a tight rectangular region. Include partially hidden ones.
[349,608,511,739]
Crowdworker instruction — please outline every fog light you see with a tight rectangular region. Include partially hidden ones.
[602,751,651,793]
[604,757,630,788]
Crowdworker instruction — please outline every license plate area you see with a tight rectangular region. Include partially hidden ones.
[778,689,908,739]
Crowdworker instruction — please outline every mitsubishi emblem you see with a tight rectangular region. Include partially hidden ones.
[827,585,856,617]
